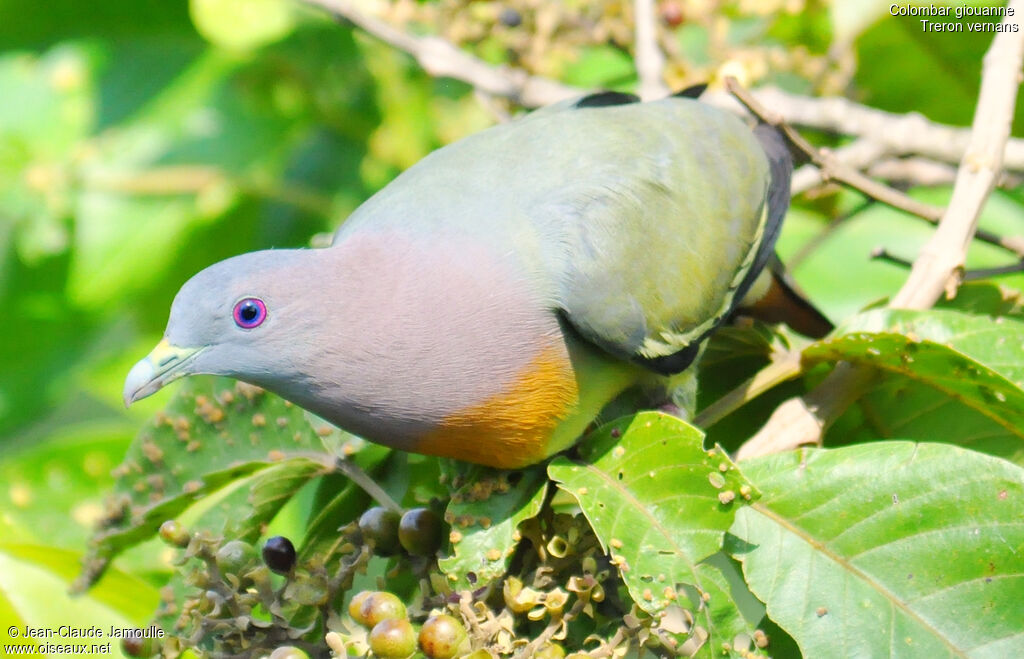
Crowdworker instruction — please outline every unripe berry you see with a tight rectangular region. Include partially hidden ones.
[369,618,417,658]
[418,614,468,658]
[536,643,566,658]
[359,591,407,628]
[398,508,443,556]
[348,590,374,626]
[158,520,189,548]
[215,540,258,577]
[358,507,402,555]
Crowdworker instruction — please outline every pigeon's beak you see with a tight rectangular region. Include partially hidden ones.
[123,339,205,407]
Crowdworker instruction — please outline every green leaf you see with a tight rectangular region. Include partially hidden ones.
[76,376,330,591]
[731,442,1024,658]
[438,468,547,588]
[1,421,134,549]
[828,376,1024,466]
[548,412,758,646]
[0,542,160,651]
[805,309,1024,444]
[783,191,1024,321]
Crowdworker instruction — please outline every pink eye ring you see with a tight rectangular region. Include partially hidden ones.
[233,297,267,329]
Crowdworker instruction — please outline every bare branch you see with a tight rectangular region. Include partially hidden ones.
[634,0,669,100]
[739,4,1024,460]
[726,78,946,224]
[703,86,1024,172]
[306,0,1024,174]
[891,15,1024,308]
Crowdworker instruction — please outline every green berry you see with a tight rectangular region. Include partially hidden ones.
[348,590,374,625]
[398,508,443,556]
[262,535,296,574]
[535,643,566,659]
[268,647,310,659]
[358,506,402,555]
[215,540,258,577]
[158,520,189,548]
[369,618,417,659]
[360,591,407,628]
[418,614,467,658]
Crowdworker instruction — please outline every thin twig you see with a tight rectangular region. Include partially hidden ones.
[791,140,888,195]
[738,4,1024,460]
[633,0,669,100]
[726,77,947,224]
[870,247,914,269]
[333,457,402,513]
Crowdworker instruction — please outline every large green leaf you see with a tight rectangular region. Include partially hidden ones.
[549,412,760,651]
[805,309,1024,443]
[829,376,1024,466]
[731,442,1024,658]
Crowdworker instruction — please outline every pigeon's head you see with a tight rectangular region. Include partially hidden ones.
[123,248,325,406]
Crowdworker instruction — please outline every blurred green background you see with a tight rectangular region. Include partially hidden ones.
[1,0,1022,655]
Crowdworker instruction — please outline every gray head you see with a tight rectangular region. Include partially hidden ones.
[123,248,327,406]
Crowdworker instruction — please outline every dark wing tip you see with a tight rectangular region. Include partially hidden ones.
[672,83,709,99]
[574,91,640,109]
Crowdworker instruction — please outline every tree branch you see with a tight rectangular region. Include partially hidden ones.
[633,0,669,100]
[738,4,1024,460]
[726,78,947,224]
[303,0,1024,173]
[702,86,1024,172]
[302,0,584,107]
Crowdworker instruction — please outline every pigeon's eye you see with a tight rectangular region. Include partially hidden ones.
[233,297,267,329]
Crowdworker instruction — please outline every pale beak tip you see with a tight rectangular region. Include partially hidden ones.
[123,358,156,408]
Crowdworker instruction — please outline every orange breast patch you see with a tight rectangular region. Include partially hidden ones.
[414,343,579,469]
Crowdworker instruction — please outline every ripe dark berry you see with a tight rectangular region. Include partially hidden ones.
[369,618,417,659]
[358,506,402,555]
[499,7,522,27]
[398,508,443,556]
[262,535,297,574]
[359,591,407,628]
[418,614,468,658]
[158,520,189,548]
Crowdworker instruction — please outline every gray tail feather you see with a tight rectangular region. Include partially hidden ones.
[750,123,793,281]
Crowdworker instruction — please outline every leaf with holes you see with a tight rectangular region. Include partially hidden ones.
[75,376,331,591]
[730,442,1024,658]
[549,412,760,651]
[828,376,1024,466]
[805,309,1024,445]
[438,468,547,588]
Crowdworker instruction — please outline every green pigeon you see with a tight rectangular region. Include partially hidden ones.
[124,90,827,468]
